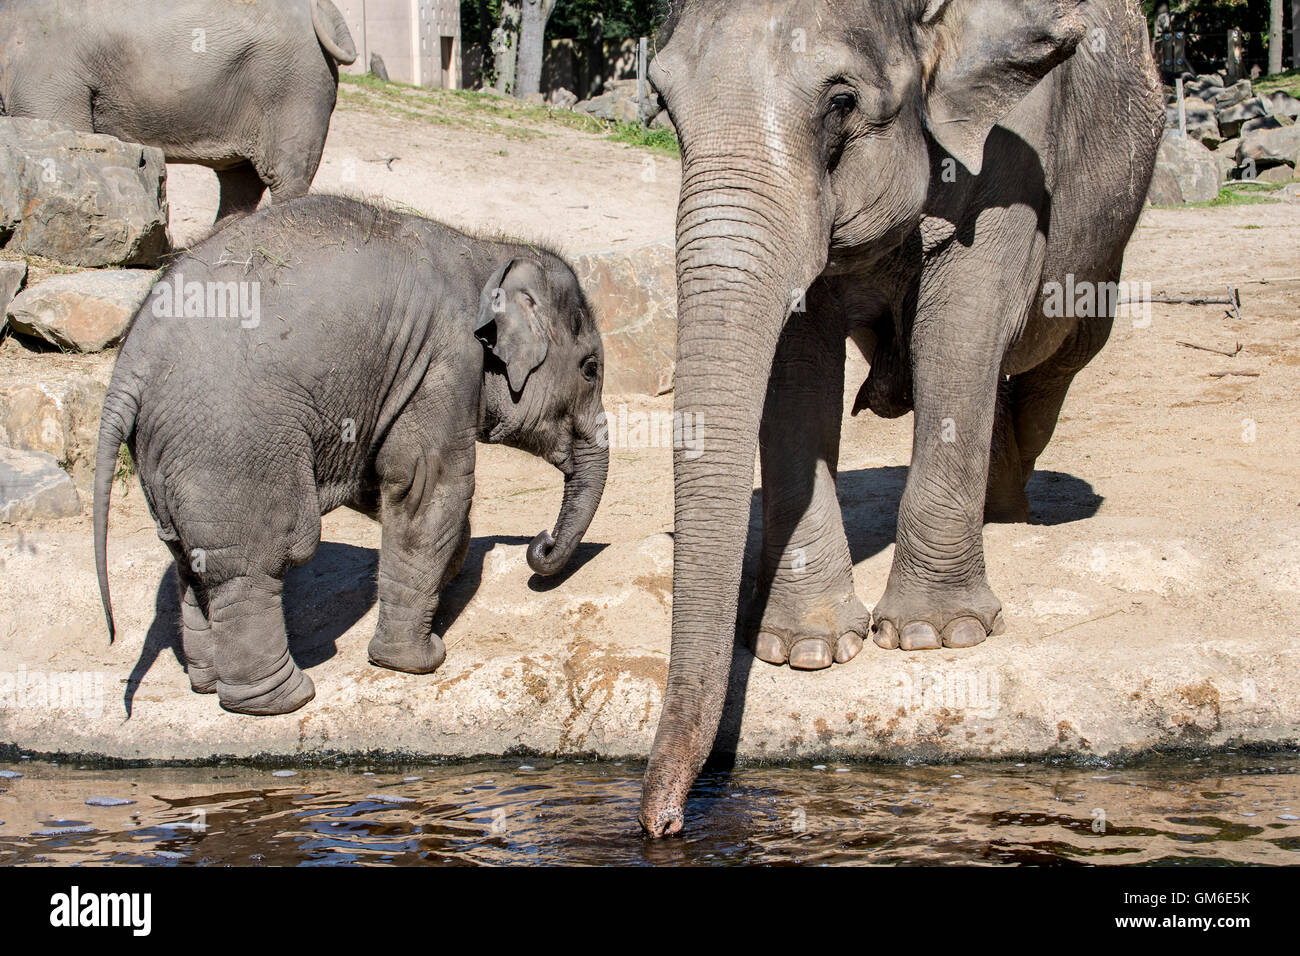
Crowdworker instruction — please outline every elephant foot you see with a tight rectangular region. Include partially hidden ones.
[217,651,315,716]
[871,579,1004,651]
[746,590,872,670]
[368,631,446,675]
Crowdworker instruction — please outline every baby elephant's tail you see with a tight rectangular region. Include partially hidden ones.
[94,388,140,642]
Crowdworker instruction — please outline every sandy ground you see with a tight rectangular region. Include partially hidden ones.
[0,92,1298,762]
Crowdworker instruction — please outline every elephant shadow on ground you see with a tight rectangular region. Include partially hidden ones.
[706,464,1103,766]
[125,533,593,716]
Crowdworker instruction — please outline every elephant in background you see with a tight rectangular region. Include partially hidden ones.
[640,0,1163,835]
[0,0,357,222]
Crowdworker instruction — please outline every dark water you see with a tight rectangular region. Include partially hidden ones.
[1,752,1297,865]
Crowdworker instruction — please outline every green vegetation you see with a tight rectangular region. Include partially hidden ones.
[1255,69,1300,100]
[1187,181,1284,207]
[338,73,678,157]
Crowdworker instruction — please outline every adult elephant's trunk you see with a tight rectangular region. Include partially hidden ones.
[527,434,608,575]
[640,155,827,836]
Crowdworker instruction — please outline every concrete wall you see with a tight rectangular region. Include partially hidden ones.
[334,0,460,89]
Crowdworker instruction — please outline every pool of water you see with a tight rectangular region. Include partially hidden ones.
[1,752,1297,865]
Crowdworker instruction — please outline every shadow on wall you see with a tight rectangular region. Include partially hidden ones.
[707,465,1104,767]
[123,532,607,717]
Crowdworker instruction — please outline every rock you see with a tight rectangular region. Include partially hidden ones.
[0,259,26,318]
[522,92,547,107]
[369,52,389,82]
[1147,131,1220,205]
[1255,164,1296,184]
[0,118,170,268]
[1213,138,1241,180]
[1217,96,1272,139]
[574,78,661,125]
[1266,91,1300,120]
[1207,79,1252,109]
[5,269,157,352]
[1239,125,1300,168]
[1277,182,1300,201]
[1242,115,1288,136]
[549,87,578,110]
[573,241,675,395]
[0,446,81,522]
[0,375,107,487]
[1166,96,1220,147]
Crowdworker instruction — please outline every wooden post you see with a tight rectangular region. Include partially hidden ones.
[637,36,648,127]
[1176,76,1186,137]
[1226,28,1242,83]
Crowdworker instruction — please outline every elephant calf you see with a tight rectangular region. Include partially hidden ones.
[94,195,608,716]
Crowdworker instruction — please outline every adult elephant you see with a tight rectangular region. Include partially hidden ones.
[640,0,1163,835]
[0,0,357,222]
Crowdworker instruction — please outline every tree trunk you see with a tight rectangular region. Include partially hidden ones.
[492,1,521,96]
[1292,0,1299,70]
[515,0,556,99]
[1269,0,1284,74]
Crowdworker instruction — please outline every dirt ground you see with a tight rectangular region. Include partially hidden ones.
[0,90,1297,761]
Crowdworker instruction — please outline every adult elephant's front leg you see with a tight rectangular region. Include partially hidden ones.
[872,288,1010,651]
[747,291,871,670]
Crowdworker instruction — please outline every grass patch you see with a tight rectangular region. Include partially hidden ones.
[1255,69,1300,100]
[338,74,674,155]
[1185,181,1282,207]
[606,122,680,157]
[114,445,136,491]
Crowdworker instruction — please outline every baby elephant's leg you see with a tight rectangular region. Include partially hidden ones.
[178,574,216,694]
[368,454,474,675]
[208,574,314,715]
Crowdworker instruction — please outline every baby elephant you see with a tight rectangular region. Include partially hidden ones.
[94,196,608,716]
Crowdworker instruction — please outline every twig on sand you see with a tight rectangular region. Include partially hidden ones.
[1208,370,1260,378]
[1177,339,1241,357]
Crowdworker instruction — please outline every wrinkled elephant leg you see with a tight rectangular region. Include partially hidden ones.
[214,163,268,224]
[872,280,1016,651]
[177,570,217,694]
[984,379,1030,523]
[209,574,315,715]
[746,287,871,670]
[367,450,473,676]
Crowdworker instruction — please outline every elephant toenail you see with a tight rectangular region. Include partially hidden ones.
[788,639,832,670]
[753,632,788,665]
[873,619,899,649]
[834,632,864,663]
[991,611,1007,635]
[899,621,941,650]
[942,617,987,648]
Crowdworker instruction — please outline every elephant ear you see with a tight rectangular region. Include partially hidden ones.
[475,258,550,395]
[917,0,1085,174]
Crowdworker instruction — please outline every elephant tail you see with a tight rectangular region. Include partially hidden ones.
[311,0,358,65]
[94,386,140,642]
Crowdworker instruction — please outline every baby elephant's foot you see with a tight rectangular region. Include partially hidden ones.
[368,631,446,675]
[747,591,872,670]
[872,580,1005,651]
[217,650,315,716]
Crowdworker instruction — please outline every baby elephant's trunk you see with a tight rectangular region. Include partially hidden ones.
[527,435,607,575]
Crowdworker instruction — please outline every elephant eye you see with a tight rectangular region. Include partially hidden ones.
[581,355,599,382]
[828,90,856,117]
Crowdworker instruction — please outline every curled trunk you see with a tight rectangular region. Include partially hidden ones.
[527,434,607,575]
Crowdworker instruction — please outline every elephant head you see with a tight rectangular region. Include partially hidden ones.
[640,0,1087,836]
[475,254,609,576]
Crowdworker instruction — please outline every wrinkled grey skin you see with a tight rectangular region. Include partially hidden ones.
[0,0,357,222]
[94,195,607,716]
[640,0,1163,835]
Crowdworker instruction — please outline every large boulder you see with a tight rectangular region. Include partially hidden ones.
[1207,79,1252,110]
[574,79,661,125]
[0,374,108,488]
[5,269,157,352]
[1238,125,1300,168]
[1147,131,1221,205]
[573,241,675,395]
[1217,96,1272,139]
[1266,91,1300,120]
[0,118,170,268]
[0,446,81,523]
[0,260,26,316]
